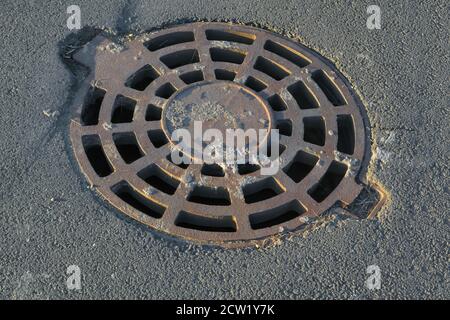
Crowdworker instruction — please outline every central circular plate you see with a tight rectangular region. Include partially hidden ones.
[163,81,271,155]
[69,22,369,247]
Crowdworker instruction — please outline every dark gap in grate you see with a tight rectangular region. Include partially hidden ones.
[267,94,287,111]
[111,95,136,123]
[82,135,113,177]
[113,181,165,218]
[254,56,290,80]
[249,200,305,230]
[283,150,318,183]
[276,119,292,136]
[264,40,311,68]
[175,211,237,232]
[166,152,189,169]
[266,143,286,159]
[303,116,325,146]
[160,49,199,69]
[144,31,195,52]
[155,83,177,99]
[312,70,346,106]
[214,69,236,81]
[245,76,267,92]
[179,70,204,84]
[308,160,347,203]
[238,163,260,175]
[337,114,355,154]
[125,65,159,91]
[147,129,169,148]
[138,164,179,195]
[210,48,247,64]
[287,81,319,109]
[113,132,144,164]
[145,104,162,121]
[243,177,283,204]
[81,86,105,125]
[187,186,231,206]
[201,163,225,177]
[205,29,255,44]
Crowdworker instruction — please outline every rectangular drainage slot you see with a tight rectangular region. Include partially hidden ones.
[147,129,169,148]
[303,116,325,146]
[243,177,284,204]
[308,160,347,203]
[125,65,159,91]
[311,70,346,106]
[210,48,247,64]
[112,132,144,164]
[175,211,237,232]
[160,49,199,69]
[214,69,236,81]
[250,200,305,230]
[283,150,318,183]
[144,31,195,52]
[337,114,355,155]
[245,76,267,92]
[81,86,106,125]
[267,94,287,111]
[188,186,231,206]
[287,81,319,109]
[179,70,204,84]
[137,164,179,195]
[254,56,290,80]
[111,95,136,123]
[264,40,311,68]
[82,135,113,177]
[113,182,165,218]
[205,29,255,45]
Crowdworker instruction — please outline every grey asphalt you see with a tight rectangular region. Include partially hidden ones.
[0,0,448,299]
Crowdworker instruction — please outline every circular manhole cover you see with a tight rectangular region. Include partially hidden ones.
[69,22,371,246]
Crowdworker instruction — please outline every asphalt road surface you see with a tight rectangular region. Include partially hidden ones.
[0,0,448,299]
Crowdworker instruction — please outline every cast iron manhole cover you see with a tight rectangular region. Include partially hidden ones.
[69,22,375,246]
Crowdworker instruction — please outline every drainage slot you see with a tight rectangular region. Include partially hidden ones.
[267,94,287,111]
[201,163,225,177]
[113,132,144,164]
[81,86,106,125]
[283,150,318,183]
[160,49,199,69]
[113,181,165,218]
[188,186,231,206]
[276,119,292,136]
[144,31,195,51]
[245,76,267,92]
[138,164,179,195]
[175,211,237,232]
[82,135,113,177]
[264,40,311,68]
[111,95,136,123]
[337,115,355,155]
[287,81,319,109]
[205,29,255,45]
[250,200,305,230]
[215,69,236,81]
[238,163,260,175]
[148,129,169,148]
[312,70,346,106]
[179,70,204,84]
[308,161,347,202]
[166,152,189,169]
[243,177,284,204]
[210,48,247,64]
[254,56,290,80]
[145,104,162,121]
[303,116,325,146]
[155,83,177,99]
[125,65,159,91]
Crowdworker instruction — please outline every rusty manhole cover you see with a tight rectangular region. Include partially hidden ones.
[68,22,377,246]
